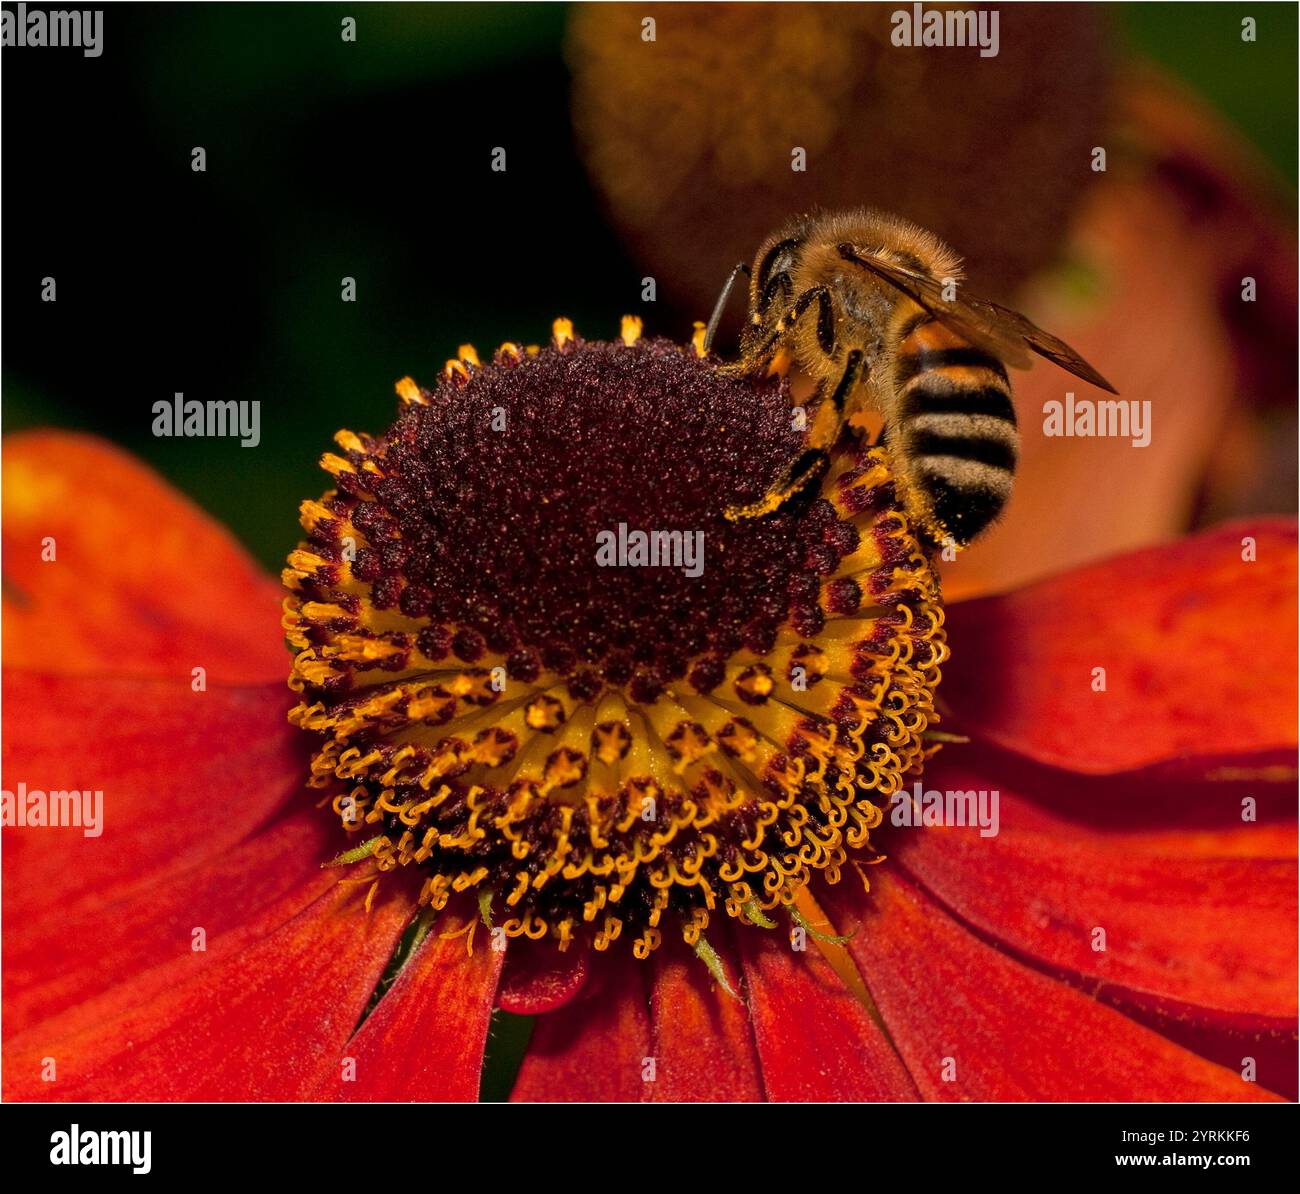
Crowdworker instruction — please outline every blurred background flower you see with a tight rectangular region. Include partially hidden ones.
[569,2,1112,304]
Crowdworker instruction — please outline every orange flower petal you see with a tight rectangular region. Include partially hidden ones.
[823,872,1285,1101]
[892,767,1297,1027]
[942,519,1298,774]
[930,742,1297,835]
[4,812,335,1040]
[319,909,503,1102]
[2,673,302,924]
[3,878,411,1101]
[2,431,285,682]
[510,953,651,1102]
[497,938,589,1014]
[646,934,762,1102]
[735,920,918,1101]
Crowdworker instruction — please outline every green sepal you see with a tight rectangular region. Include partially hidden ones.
[692,935,740,1001]
[741,898,778,929]
[324,835,385,866]
[788,903,854,944]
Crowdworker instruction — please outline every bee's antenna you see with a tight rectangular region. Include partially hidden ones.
[703,261,750,355]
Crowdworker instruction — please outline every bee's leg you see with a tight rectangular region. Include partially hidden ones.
[719,283,834,377]
[826,347,866,416]
[723,448,830,520]
[725,348,865,521]
[717,271,792,376]
[703,261,750,355]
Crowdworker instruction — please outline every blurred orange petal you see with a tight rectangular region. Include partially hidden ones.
[3,430,285,682]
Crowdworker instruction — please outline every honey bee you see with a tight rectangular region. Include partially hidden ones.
[707,208,1117,546]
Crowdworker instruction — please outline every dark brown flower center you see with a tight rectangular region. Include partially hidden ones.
[284,321,947,958]
[354,334,848,702]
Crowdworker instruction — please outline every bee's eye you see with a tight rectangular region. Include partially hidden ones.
[756,237,800,289]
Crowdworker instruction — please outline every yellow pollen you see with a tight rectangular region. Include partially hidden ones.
[551,317,575,347]
[395,376,425,406]
[319,452,355,477]
[620,315,643,346]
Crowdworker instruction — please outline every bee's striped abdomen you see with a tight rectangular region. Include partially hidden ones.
[891,315,1018,546]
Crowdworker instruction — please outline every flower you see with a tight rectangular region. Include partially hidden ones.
[3,323,1295,1102]
[282,320,944,963]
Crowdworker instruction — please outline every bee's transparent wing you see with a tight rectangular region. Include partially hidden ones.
[969,296,1119,394]
[838,245,1118,394]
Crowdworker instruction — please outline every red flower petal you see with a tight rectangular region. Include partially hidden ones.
[4,812,334,1039]
[2,431,286,682]
[510,952,651,1102]
[942,520,1298,774]
[3,877,411,1101]
[823,872,1284,1101]
[735,920,919,1101]
[892,770,1298,1027]
[930,741,1297,833]
[645,934,762,1101]
[2,672,302,924]
[319,910,503,1102]
[497,938,589,1014]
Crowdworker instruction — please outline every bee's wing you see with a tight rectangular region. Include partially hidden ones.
[839,246,1118,394]
[966,296,1119,394]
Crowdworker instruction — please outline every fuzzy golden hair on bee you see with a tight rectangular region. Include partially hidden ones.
[789,207,966,284]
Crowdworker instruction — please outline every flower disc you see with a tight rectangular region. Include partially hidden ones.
[285,320,947,956]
